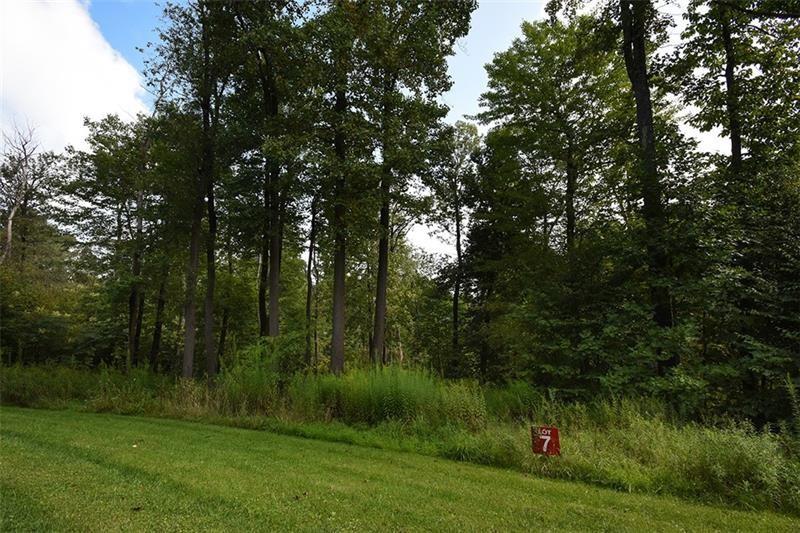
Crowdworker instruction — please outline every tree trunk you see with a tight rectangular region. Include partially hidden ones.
[268,168,281,337]
[255,50,282,338]
[258,215,269,336]
[0,204,19,265]
[620,0,676,372]
[128,190,144,372]
[204,169,217,381]
[217,252,233,364]
[565,146,577,252]
[452,190,462,376]
[182,196,202,378]
[257,160,269,337]
[720,7,743,173]
[331,88,347,375]
[174,310,183,371]
[149,269,167,371]
[371,182,390,365]
[184,3,217,380]
[127,288,141,371]
[371,75,396,365]
[305,195,318,366]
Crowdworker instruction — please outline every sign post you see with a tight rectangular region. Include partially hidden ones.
[531,426,560,456]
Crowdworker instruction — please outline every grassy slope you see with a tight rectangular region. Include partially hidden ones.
[1,407,797,532]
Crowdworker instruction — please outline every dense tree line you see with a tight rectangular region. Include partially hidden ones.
[1,0,798,422]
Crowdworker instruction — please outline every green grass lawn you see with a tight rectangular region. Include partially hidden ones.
[1,407,797,532]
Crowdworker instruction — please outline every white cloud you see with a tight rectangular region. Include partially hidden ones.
[409,223,456,258]
[1,0,148,152]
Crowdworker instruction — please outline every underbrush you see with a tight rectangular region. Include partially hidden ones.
[1,363,798,514]
[287,367,487,430]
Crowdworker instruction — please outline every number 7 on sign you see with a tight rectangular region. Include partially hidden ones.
[540,434,551,452]
[531,426,560,456]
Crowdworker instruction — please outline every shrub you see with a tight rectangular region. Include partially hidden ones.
[1,363,100,407]
[287,367,487,429]
[216,361,280,416]
[161,378,214,418]
[484,380,544,421]
[88,367,163,414]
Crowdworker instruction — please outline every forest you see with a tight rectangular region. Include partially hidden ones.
[2,0,800,520]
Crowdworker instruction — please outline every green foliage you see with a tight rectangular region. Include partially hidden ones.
[0,364,97,407]
[484,380,546,421]
[3,0,797,426]
[2,4,800,525]
[287,367,486,431]
[216,343,284,415]
[89,367,167,414]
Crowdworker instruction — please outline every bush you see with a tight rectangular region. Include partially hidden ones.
[217,361,280,416]
[484,380,544,421]
[1,364,101,407]
[287,367,486,430]
[88,367,163,414]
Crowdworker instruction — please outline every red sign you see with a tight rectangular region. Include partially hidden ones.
[531,426,560,456]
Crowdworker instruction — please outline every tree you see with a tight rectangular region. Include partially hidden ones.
[675,0,800,418]
[1,125,58,266]
[230,0,306,339]
[363,0,476,365]
[155,0,235,379]
[619,0,675,372]
[62,116,161,371]
[426,121,479,374]
[479,16,630,252]
[304,1,364,374]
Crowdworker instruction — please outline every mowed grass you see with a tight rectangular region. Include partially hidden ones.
[1,408,797,532]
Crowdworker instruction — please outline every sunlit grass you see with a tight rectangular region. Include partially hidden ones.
[2,407,798,532]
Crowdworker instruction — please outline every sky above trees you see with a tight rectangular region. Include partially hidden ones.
[1,0,725,256]
[2,0,541,150]
[1,0,541,255]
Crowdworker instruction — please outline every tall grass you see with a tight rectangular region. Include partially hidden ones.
[1,364,108,407]
[440,404,800,512]
[287,367,486,430]
[1,362,799,514]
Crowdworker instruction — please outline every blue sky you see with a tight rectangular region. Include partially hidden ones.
[2,0,723,255]
[2,0,546,151]
[1,0,545,255]
[443,1,544,123]
[88,0,164,75]
[86,0,545,123]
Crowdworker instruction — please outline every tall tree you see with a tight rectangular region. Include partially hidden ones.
[619,0,675,372]
[426,121,479,373]
[479,17,629,252]
[675,0,800,417]
[364,0,476,364]
[231,0,306,339]
[63,116,158,372]
[156,0,233,378]
[305,1,363,374]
